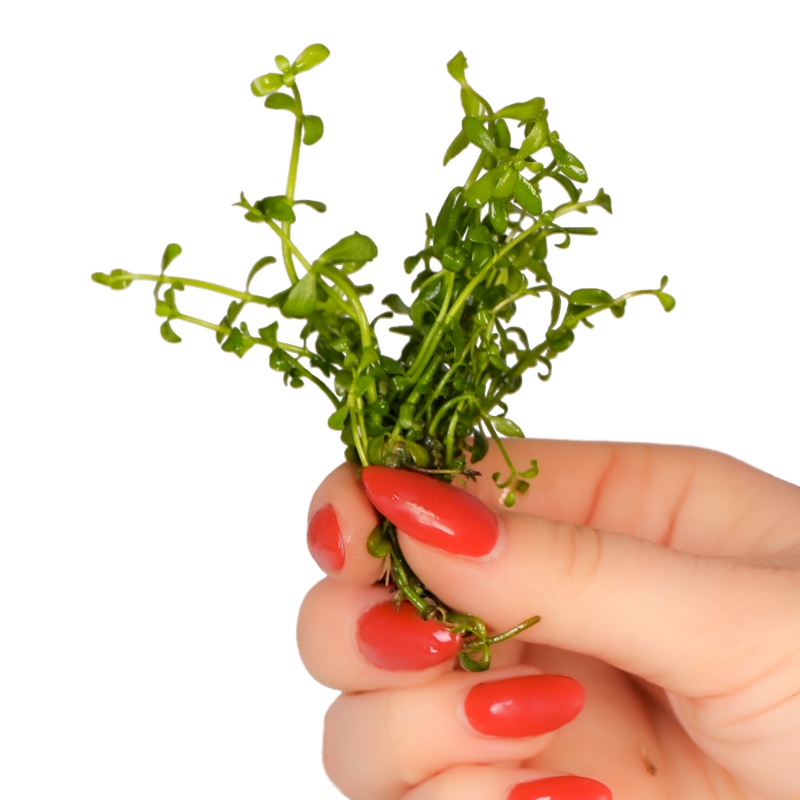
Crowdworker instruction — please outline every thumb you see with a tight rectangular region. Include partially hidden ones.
[361,465,799,698]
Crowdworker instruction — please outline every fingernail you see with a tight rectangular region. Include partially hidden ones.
[307,505,345,573]
[508,775,612,800]
[465,674,584,737]
[361,465,498,557]
[356,601,461,670]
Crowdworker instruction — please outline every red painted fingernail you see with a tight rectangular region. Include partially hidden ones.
[361,465,498,557]
[356,601,461,670]
[307,505,345,573]
[508,776,612,800]
[465,674,584,737]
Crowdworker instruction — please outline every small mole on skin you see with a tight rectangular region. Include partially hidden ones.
[640,744,658,776]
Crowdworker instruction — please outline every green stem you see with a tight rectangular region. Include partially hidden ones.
[279,349,339,406]
[128,273,271,305]
[280,85,305,285]
[348,394,370,465]
[429,393,474,436]
[265,218,315,273]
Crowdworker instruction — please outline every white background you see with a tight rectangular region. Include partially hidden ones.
[2,1,798,798]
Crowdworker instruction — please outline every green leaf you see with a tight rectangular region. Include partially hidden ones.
[160,320,181,343]
[545,326,575,352]
[492,166,517,199]
[569,288,614,306]
[226,300,243,325]
[265,92,299,114]
[353,375,375,398]
[488,416,524,437]
[154,300,173,317]
[257,321,279,346]
[441,246,467,272]
[488,197,508,234]
[282,272,318,318]
[494,97,545,121]
[656,291,676,312]
[292,43,330,74]
[245,256,276,293]
[269,348,291,372]
[383,294,410,314]
[160,243,182,273]
[295,198,327,213]
[327,405,349,430]
[470,429,489,463]
[462,117,501,157]
[460,86,486,118]
[92,269,133,290]
[275,54,291,72]
[593,188,613,213]
[302,115,324,145]
[512,175,542,216]
[404,440,430,468]
[493,118,511,150]
[255,195,296,223]
[433,187,463,257]
[366,525,392,557]
[517,118,550,159]
[221,327,254,358]
[318,232,378,265]
[251,72,284,97]
[443,130,469,165]
[91,272,111,287]
[446,51,469,86]
[551,142,588,183]
[334,369,353,396]
[464,168,502,208]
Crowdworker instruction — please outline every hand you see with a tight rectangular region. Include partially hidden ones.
[297,440,800,800]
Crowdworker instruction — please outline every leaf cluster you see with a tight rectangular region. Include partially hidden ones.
[92,46,675,668]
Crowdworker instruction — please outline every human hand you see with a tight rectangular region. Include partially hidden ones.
[297,440,800,800]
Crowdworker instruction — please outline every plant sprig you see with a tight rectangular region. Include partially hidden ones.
[93,44,674,670]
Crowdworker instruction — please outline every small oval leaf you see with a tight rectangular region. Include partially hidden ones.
[250,72,284,97]
[569,288,614,306]
[494,97,545,121]
[265,92,299,114]
[462,117,501,157]
[318,232,378,265]
[160,243,182,273]
[282,272,318,318]
[292,43,330,74]
[551,142,588,183]
[160,320,182,343]
[488,416,524,438]
[302,114,324,145]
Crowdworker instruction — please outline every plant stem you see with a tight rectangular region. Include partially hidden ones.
[280,84,305,285]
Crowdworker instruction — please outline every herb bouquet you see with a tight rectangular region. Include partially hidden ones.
[93,45,674,670]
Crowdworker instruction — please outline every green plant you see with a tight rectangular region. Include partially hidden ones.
[93,44,674,670]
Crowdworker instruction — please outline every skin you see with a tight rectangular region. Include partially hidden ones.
[297,440,800,800]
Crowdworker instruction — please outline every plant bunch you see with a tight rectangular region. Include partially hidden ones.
[93,44,674,670]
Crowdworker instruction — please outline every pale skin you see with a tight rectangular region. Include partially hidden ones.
[297,440,800,800]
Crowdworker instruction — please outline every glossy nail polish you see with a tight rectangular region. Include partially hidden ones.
[508,776,612,800]
[361,465,498,557]
[357,601,461,670]
[465,674,584,737]
[307,505,345,573]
